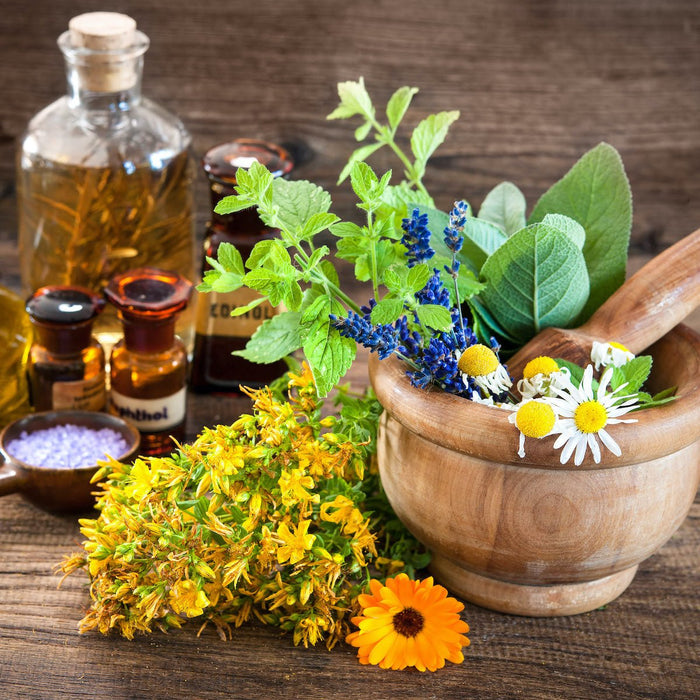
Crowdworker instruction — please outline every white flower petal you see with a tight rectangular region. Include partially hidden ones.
[574,435,589,465]
[560,435,579,464]
[587,433,601,463]
[598,428,621,456]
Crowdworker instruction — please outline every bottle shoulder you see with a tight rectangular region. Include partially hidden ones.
[19,96,191,168]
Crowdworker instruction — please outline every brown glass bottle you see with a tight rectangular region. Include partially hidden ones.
[26,286,106,412]
[190,139,294,393]
[105,268,192,456]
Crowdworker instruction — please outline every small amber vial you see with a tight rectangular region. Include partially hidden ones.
[190,139,294,393]
[26,285,106,412]
[105,268,192,456]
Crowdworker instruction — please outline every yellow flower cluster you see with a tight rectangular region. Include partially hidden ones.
[60,364,400,649]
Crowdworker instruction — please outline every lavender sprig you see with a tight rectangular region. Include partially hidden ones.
[400,209,434,267]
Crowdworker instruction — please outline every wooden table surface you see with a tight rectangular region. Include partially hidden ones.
[1,1,699,698]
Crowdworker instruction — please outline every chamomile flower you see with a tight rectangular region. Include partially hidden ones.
[508,399,558,458]
[591,340,635,370]
[457,344,512,397]
[517,356,571,399]
[545,365,639,466]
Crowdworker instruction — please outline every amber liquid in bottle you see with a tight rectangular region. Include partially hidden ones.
[26,286,106,412]
[106,269,192,456]
[190,140,294,393]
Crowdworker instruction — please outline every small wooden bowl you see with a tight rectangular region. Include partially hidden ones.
[0,410,140,514]
[370,325,700,616]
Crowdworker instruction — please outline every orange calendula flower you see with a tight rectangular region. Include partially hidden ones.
[346,573,470,672]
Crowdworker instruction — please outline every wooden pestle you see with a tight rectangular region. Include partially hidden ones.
[506,228,700,381]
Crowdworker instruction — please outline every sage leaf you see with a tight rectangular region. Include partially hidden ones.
[541,213,585,249]
[232,311,303,364]
[461,217,508,273]
[478,182,527,236]
[529,142,632,322]
[478,224,590,343]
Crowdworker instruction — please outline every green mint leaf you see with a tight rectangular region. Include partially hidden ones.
[216,242,245,276]
[214,195,255,216]
[354,120,373,141]
[246,239,279,270]
[410,110,460,178]
[243,268,293,306]
[541,214,586,249]
[330,221,364,238]
[652,386,677,401]
[478,182,527,236]
[415,304,453,331]
[236,162,274,209]
[232,311,302,364]
[302,298,357,397]
[303,245,331,274]
[370,298,405,325]
[196,270,219,293]
[337,143,383,185]
[610,355,652,394]
[350,161,380,203]
[375,239,404,281]
[386,86,419,131]
[210,271,244,294]
[299,213,339,241]
[383,267,406,294]
[328,78,375,122]
[529,143,632,322]
[406,264,432,293]
[318,260,340,287]
[228,296,266,317]
[479,224,590,344]
[271,178,333,234]
[281,280,303,312]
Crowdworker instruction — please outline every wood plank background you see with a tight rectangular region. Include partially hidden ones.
[0,1,698,698]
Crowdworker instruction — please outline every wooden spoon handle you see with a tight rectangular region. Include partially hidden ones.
[578,228,700,352]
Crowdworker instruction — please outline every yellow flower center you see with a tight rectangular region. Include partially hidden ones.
[609,341,630,352]
[392,607,425,638]
[515,401,556,438]
[574,401,608,433]
[458,344,499,376]
[522,356,559,379]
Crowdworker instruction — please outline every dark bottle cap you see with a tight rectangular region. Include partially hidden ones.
[203,139,294,188]
[26,285,104,354]
[105,268,193,352]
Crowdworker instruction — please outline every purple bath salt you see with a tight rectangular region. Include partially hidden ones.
[6,424,129,469]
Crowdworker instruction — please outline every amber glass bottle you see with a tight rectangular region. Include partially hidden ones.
[190,139,294,393]
[105,268,192,456]
[26,286,106,412]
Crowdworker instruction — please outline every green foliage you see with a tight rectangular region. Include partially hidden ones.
[529,142,632,322]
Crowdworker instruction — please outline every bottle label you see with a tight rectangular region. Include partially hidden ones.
[195,288,276,338]
[52,373,106,411]
[110,387,186,431]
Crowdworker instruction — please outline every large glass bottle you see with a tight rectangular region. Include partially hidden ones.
[105,268,192,457]
[190,139,294,392]
[16,12,196,355]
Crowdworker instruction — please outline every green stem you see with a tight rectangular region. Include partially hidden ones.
[366,209,380,300]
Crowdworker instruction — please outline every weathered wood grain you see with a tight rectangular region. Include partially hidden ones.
[0,1,699,698]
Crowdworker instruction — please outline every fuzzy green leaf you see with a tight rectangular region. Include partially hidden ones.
[327,77,375,121]
[541,213,586,249]
[529,143,632,321]
[232,311,303,364]
[478,182,527,236]
[478,224,590,343]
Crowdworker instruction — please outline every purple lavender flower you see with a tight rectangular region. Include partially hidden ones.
[401,208,434,267]
[415,270,450,308]
[330,310,398,360]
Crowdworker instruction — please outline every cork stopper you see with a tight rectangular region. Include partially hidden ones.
[60,12,148,93]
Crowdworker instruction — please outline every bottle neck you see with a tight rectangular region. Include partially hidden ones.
[122,315,176,354]
[64,58,144,114]
[33,322,94,356]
